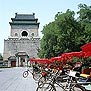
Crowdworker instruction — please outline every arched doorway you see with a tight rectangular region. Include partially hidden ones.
[15,52,29,67]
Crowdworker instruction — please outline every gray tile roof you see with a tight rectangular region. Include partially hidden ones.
[9,13,40,27]
[15,13,35,20]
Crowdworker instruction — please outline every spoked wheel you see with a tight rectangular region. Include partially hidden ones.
[33,73,42,81]
[36,83,56,91]
[38,77,46,87]
[23,71,29,78]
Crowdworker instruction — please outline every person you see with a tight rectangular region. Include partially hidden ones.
[73,62,82,73]
[32,63,39,72]
[61,64,71,75]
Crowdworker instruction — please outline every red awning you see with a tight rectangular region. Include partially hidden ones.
[83,52,91,58]
[49,56,67,64]
[30,58,51,64]
[49,56,62,62]
[81,42,91,53]
[61,51,84,61]
[49,51,84,64]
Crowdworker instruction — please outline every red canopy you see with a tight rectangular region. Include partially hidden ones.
[61,51,84,60]
[30,58,51,64]
[81,42,91,53]
[83,52,91,58]
[49,56,62,62]
[49,51,84,64]
[49,56,68,64]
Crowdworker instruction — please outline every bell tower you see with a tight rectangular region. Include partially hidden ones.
[3,13,40,67]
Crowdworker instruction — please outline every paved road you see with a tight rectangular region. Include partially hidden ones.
[0,67,37,91]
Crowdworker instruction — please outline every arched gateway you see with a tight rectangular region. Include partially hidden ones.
[15,52,29,67]
[3,13,40,67]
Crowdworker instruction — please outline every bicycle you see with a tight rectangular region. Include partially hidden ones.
[23,67,42,81]
[23,67,33,78]
[36,70,91,91]
[38,69,54,87]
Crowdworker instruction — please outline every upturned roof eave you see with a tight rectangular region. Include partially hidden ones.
[11,18,38,21]
[9,22,40,25]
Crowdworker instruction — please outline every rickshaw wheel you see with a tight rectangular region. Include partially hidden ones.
[23,71,29,78]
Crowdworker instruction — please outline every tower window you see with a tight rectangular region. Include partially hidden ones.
[15,33,18,36]
[22,31,28,36]
[31,33,34,36]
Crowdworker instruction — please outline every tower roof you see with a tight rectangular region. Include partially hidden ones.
[15,13,35,20]
[9,13,40,26]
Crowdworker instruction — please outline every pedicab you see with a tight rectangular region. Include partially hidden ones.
[23,58,51,81]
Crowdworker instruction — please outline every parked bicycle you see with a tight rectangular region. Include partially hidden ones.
[36,70,91,91]
[23,67,33,78]
[23,66,42,81]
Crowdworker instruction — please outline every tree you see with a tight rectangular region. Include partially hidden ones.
[38,22,58,58]
[55,9,83,52]
[77,4,91,43]
[38,4,91,58]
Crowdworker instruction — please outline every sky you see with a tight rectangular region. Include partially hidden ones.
[0,0,91,55]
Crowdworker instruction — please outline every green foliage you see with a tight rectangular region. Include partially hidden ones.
[77,4,91,22]
[72,57,80,63]
[38,4,91,58]
[77,4,91,43]
[83,57,91,62]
